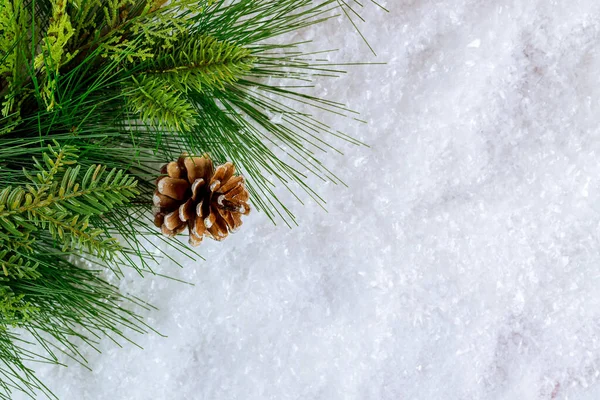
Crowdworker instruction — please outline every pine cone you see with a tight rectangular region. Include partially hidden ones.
[153,154,250,246]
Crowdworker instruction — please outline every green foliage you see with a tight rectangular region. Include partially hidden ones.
[0,0,29,122]
[0,142,143,399]
[124,75,198,131]
[35,0,78,110]
[0,140,140,313]
[0,250,40,280]
[0,142,139,258]
[0,286,37,324]
[143,34,255,93]
[0,253,154,400]
[0,0,384,398]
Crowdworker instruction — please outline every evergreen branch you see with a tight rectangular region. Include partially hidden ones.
[29,142,78,192]
[141,34,255,93]
[0,250,153,400]
[0,0,30,121]
[0,286,38,325]
[0,250,40,281]
[123,33,254,130]
[0,143,139,257]
[123,75,197,131]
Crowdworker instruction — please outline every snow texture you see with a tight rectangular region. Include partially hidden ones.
[16,1,600,399]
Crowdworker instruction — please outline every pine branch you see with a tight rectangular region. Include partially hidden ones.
[0,249,153,400]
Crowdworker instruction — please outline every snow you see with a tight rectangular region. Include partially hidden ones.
[16,1,600,399]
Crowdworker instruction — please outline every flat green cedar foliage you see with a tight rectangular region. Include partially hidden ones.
[0,0,384,397]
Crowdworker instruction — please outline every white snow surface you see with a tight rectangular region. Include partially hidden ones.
[17,1,600,399]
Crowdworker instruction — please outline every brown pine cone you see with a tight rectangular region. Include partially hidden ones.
[153,154,250,246]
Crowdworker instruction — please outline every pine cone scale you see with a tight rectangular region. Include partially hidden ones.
[154,212,165,228]
[182,155,213,184]
[153,191,179,209]
[209,162,235,190]
[157,177,190,200]
[164,211,183,231]
[163,162,183,179]
[190,178,205,201]
[190,216,206,238]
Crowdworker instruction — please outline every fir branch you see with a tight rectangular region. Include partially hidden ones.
[122,33,255,131]
[0,286,38,325]
[124,75,198,132]
[141,34,255,93]
[0,250,40,281]
[0,143,139,257]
